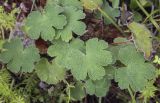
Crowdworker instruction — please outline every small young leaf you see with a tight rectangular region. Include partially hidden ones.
[70,82,85,101]
[85,77,111,97]
[35,58,65,84]
[153,55,160,64]
[0,38,40,73]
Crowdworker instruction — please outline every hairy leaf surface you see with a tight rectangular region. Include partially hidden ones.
[56,6,86,42]
[115,45,156,91]
[26,4,67,41]
[48,38,112,80]
[35,58,65,84]
[0,38,40,73]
